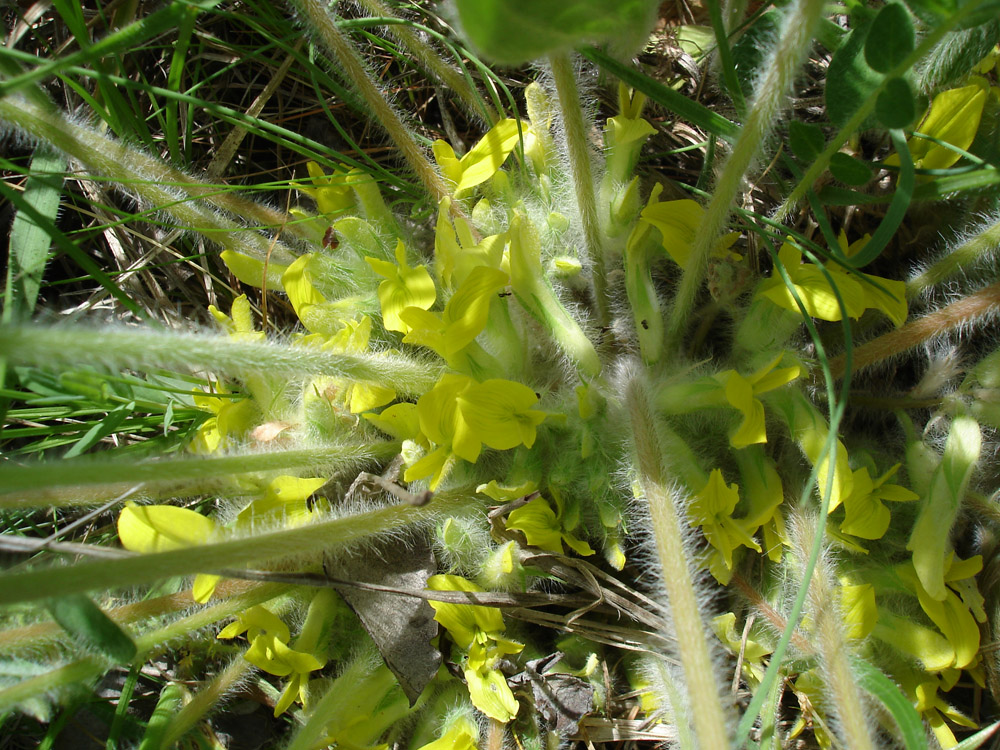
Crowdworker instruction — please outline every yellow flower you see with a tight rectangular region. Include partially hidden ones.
[366,240,436,333]
[897,554,986,671]
[190,385,257,454]
[404,375,548,490]
[689,470,761,583]
[414,715,478,750]
[505,494,595,556]
[714,353,802,449]
[886,78,992,171]
[735,449,788,562]
[300,316,396,414]
[636,194,740,269]
[399,265,509,363]
[117,503,221,603]
[434,198,506,290]
[208,294,264,342]
[236,475,328,527]
[757,239,907,326]
[432,118,521,195]
[298,160,354,216]
[219,249,288,292]
[712,612,771,687]
[426,574,522,723]
[217,605,326,716]
[838,464,918,540]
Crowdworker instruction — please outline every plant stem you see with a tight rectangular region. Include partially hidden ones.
[291,0,450,206]
[664,0,826,351]
[356,0,498,124]
[0,583,286,714]
[0,581,260,654]
[160,657,252,749]
[0,489,480,605]
[829,282,1000,378]
[0,444,396,506]
[548,52,611,330]
[625,371,730,748]
[0,95,302,265]
[802,520,875,750]
[906,215,1000,298]
[0,325,443,396]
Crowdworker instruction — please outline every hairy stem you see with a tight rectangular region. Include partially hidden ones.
[626,371,730,748]
[802,521,875,750]
[548,51,611,330]
[0,325,443,396]
[829,282,1000,378]
[0,95,302,265]
[0,490,480,605]
[160,658,252,749]
[356,0,498,124]
[0,583,285,713]
[665,0,826,350]
[291,0,450,205]
[907,215,1000,298]
[0,444,396,506]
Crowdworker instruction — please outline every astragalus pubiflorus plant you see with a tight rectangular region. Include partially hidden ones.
[3,0,1000,747]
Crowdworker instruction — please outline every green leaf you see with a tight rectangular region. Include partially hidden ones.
[854,659,927,750]
[453,0,658,64]
[875,78,917,129]
[3,148,64,324]
[864,3,915,74]
[789,121,826,162]
[825,8,882,128]
[46,594,137,664]
[829,153,873,185]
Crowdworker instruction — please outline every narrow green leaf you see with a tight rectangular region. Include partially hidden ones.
[138,683,184,750]
[0,0,225,98]
[864,3,915,74]
[789,121,825,162]
[46,594,137,664]
[829,152,872,185]
[875,78,917,129]
[107,663,142,750]
[3,148,64,324]
[848,130,914,267]
[855,659,927,750]
[579,47,740,143]
[62,401,136,459]
[706,0,746,116]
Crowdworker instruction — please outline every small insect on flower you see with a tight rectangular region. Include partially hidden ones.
[322,226,340,249]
